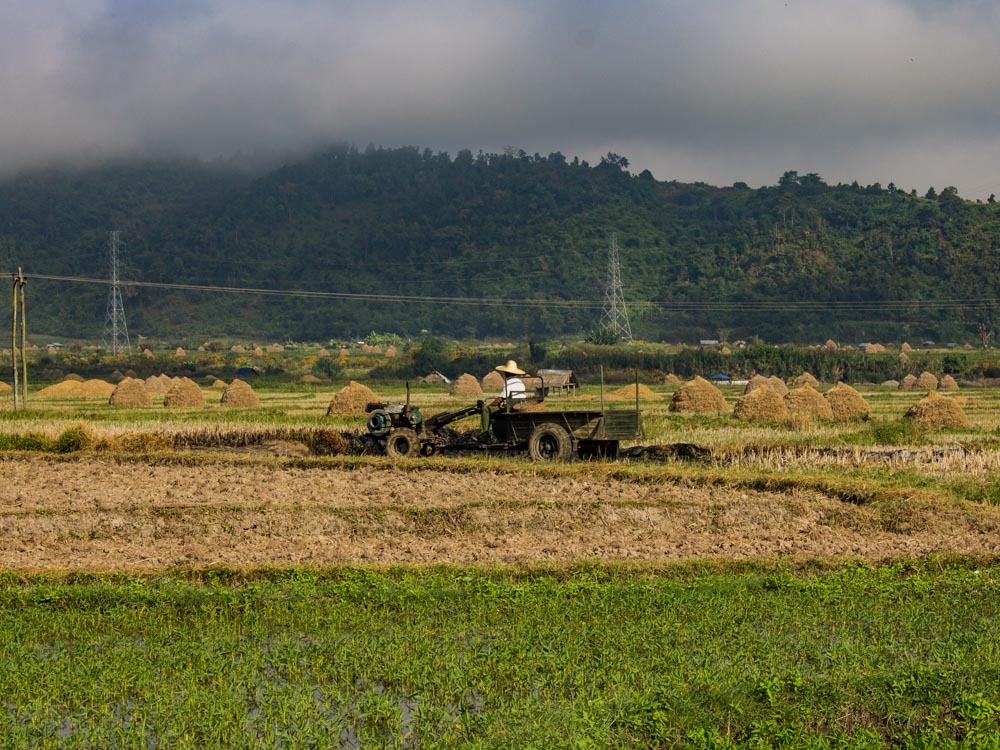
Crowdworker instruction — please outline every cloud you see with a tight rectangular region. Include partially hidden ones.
[2,0,1000,197]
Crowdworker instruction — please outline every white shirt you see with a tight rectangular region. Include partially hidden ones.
[500,376,527,399]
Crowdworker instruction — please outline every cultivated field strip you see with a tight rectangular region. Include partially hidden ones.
[1,455,999,572]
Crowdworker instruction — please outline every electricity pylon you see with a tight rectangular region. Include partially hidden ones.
[103,230,131,355]
[599,232,632,342]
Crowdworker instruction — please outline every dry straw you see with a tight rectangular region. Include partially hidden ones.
[174,347,186,358]
[317,348,330,358]
[109,377,153,407]
[327,381,379,416]
[823,339,838,350]
[917,371,939,390]
[164,377,206,408]
[220,378,260,408]
[37,379,115,398]
[211,379,227,389]
[608,383,659,400]
[481,371,505,391]
[905,391,970,429]
[767,376,789,396]
[939,374,959,390]
[823,382,871,420]
[901,342,913,352]
[450,373,483,397]
[299,374,323,384]
[669,376,729,414]
[664,373,682,384]
[899,374,918,389]
[793,372,820,388]
[744,374,770,394]
[65,373,85,382]
[733,385,788,422]
[784,384,834,421]
[882,379,900,388]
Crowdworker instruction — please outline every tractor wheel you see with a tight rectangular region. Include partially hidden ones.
[527,423,574,462]
[385,429,421,458]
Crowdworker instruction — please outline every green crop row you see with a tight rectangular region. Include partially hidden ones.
[0,563,998,748]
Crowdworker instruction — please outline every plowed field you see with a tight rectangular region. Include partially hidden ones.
[2,455,998,572]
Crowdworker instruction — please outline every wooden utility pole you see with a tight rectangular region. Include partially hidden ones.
[11,269,26,409]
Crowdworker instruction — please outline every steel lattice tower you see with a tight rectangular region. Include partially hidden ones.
[599,233,633,342]
[103,231,131,355]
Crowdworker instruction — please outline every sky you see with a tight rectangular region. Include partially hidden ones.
[3,0,1000,198]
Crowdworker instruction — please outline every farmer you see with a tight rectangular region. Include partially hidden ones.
[491,360,527,405]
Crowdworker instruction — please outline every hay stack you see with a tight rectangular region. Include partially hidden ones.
[664,373,682,385]
[784,385,834,421]
[899,374,918,389]
[36,379,116,398]
[899,353,910,365]
[220,379,260,408]
[744,374,771,394]
[823,339,838,350]
[145,374,173,395]
[734,385,788,422]
[939,375,959,390]
[109,378,153,407]
[767,376,789,396]
[339,348,350,357]
[317,348,330,358]
[0,381,11,391]
[482,371,505,391]
[865,343,886,353]
[267,343,285,353]
[823,383,870,420]
[793,372,820,388]
[299,374,323,384]
[65,373,85,382]
[964,343,974,350]
[174,347,186,358]
[326,381,379,417]
[231,345,246,353]
[163,377,206,408]
[384,345,398,357]
[905,391,970,429]
[882,379,900,388]
[450,373,483,397]
[252,347,264,356]
[901,342,913,352]
[110,370,125,382]
[608,383,659,400]
[669,376,729,414]
[142,348,154,358]
[211,379,227,389]
[917,371,939,390]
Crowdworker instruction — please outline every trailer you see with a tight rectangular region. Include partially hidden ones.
[363,379,643,461]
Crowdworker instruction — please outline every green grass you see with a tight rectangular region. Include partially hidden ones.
[0,563,998,748]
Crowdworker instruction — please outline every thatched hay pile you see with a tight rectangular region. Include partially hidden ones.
[37,379,116,398]
[664,373,682,385]
[744,374,771,394]
[882,379,900,388]
[65,373,85,382]
[174,347,186,358]
[899,374,918,389]
[608,383,659,400]
[384,345,398,357]
[253,347,264,356]
[220,379,260,408]
[145,374,173,395]
[109,378,152,407]
[163,377,206,408]
[450,373,483,397]
[266,344,285,353]
[0,380,10,391]
[917,371,939,390]
[905,391,970,429]
[110,370,125,382]
[939,375,959,390]
[901,342,913,352]
[326,381,379,417]
[720,345,732,355]
[339,348,350,357]
[317,348,330,358]
[299,374,323,384]
[142,348,154,358]
[899,353,910,365]
[197,346,206,352]
[231,345,246,353]
[823,339,838,350]
[211,379,227,389]
[767,376,789,396]
[733,385,788,422]
[823,383,870,420]
[482,371,505,391]
[793,372,820,388]
[784,385,834,421]
[669,376,729,414]
[865,343,886,353]
[964,343,974,350]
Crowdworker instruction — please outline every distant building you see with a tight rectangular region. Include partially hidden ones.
[699,339,720,346]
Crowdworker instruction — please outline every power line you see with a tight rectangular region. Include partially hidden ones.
[599,233,632,341]
[8,271,1000,313]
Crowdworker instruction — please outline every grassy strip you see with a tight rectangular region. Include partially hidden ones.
[0,563,998,747]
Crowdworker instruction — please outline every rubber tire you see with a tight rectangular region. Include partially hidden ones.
[527,423,574,462]
[385,428,421,458]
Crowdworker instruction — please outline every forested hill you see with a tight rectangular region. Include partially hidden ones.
[1,145,998,344]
